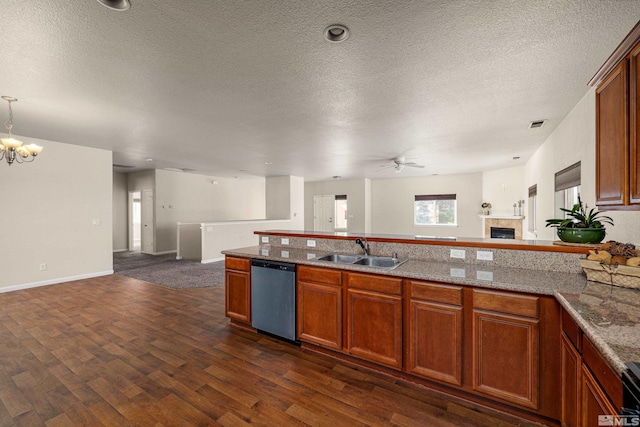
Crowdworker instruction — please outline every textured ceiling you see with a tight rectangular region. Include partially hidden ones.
[1,1,639,181]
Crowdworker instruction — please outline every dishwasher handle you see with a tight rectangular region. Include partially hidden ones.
[251,259,296,272]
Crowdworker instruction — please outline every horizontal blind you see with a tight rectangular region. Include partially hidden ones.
[555,162,581,191]
[415,194,456,201]
[334,194,347,200]
[528,184,537,197]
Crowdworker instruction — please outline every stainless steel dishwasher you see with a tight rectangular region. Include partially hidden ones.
[250,259,297,342]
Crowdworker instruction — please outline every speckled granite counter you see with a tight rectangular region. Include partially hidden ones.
[222,245,640,375]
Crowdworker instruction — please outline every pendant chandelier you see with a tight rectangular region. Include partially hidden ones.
[1,96,43,165]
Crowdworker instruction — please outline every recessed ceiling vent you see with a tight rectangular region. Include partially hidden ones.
[529,120,546,129]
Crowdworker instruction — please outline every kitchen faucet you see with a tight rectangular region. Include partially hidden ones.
[355,237,369,256]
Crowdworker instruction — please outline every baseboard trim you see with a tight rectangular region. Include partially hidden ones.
[113,249,128,253]
[0,270,115,294]
[154,250,177,256]
[201,257,224,264]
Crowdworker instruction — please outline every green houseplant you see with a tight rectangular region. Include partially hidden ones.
[545,195,614,244]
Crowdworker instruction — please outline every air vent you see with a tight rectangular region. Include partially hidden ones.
[529,120,546,129]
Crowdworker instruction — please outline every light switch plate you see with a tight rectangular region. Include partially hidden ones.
[307,239,316,247]
[261,236,269,243]
[261,249,269,256]
[477,251,493,261]
[450,268,466,278]
[477,271,494,281]
[281,238,289,245]
[450,249,465,259]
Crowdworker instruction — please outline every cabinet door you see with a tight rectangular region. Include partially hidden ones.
[561,334,581,427]
[225,270,251,324]
[630,43,640,204]
[347,289,402,369]
[596,59,629,206]
[297,281,342,350]
[408,300,462,385]
[581,365,620,427]
[472,310,539,409]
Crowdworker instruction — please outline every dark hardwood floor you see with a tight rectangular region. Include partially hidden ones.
[0,274,539,426]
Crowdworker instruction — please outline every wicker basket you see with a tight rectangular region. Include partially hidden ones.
[579,259,640,290]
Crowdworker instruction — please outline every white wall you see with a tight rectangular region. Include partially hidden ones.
[524,87,640,244]
[0,136,113,290]
[304,178,370,233]
[372,173,483,237]
[155,170,266,253]
[266,176,291,220]
[112,172,128,251]
[482,166,525,216]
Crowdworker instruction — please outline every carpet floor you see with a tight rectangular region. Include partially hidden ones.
[113,251,225,289]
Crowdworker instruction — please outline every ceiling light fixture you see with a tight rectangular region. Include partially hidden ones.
[96,0,130,11]
[1,96,43,166]
[324,24,350,43]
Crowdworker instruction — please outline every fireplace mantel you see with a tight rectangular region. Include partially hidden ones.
[481,216,525,239]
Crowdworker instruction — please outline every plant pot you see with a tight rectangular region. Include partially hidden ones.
[556,227,606,244]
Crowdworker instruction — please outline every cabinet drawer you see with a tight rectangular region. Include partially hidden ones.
[473,289,538,318]
[298,266,342,286]
[561,308,582,351]
[409,280,462,306]
[225,256,250,272]
[582,337,623,409]
[346,272,402,295]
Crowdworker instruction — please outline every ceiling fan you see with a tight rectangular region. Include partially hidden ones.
[382,157,426,172]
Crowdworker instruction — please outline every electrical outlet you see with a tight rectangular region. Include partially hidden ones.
[281,250,289,258]
[39,263,47,271]
[450,268,466,278]
[307,239,316,247]
[261,236,269,243]
[281,238,289,245]
[450,249,465,259]
[261,249,269,256]
[477,251,494,261]
[477,271,494,281]
[307,253,316,260]
[92,218,101,226]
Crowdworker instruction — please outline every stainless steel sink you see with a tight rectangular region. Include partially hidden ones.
[314,254,407,269]
[315,254,361,263]
[353,256,407,269]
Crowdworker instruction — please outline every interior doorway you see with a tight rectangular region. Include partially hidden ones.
[129,191,142,252]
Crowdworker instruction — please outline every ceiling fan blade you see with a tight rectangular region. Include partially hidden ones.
[403,163,425,168]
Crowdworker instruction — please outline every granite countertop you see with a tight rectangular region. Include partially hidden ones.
[223,245,640,374]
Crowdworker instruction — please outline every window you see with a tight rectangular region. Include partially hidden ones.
[414,194,457,225]
[554,162,581,219]
[528,185,537,233]
[334,195,348,230]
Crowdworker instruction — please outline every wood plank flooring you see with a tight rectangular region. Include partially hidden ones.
[0,275,540,426]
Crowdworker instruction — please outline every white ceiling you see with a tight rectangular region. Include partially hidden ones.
[2,1,639,181]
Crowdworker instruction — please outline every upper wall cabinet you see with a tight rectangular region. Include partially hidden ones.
[591,22,640,210]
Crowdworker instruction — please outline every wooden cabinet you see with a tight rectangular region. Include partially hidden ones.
[561,333,581,427]
[472,289,540,410]
[407,280,463,386]
[560,309,622,427]
[224,256,251,325]
[345,272,403,370]
[297,266,342,350]
[594,24,640,209]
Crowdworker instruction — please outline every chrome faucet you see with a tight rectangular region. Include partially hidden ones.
[355,237,370,256]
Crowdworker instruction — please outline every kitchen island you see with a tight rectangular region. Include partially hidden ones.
[223,230,640,425]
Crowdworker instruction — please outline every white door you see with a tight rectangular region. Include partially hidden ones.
[313,195,334,232]
[142,189,154,254]
[128,191,142,251]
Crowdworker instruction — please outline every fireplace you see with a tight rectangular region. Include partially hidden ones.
[491,227,516,239]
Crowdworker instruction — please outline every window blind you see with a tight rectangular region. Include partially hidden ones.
[415,194,456,201]
[555,162,581,191]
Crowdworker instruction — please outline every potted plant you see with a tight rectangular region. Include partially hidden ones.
[545,195,614,244]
